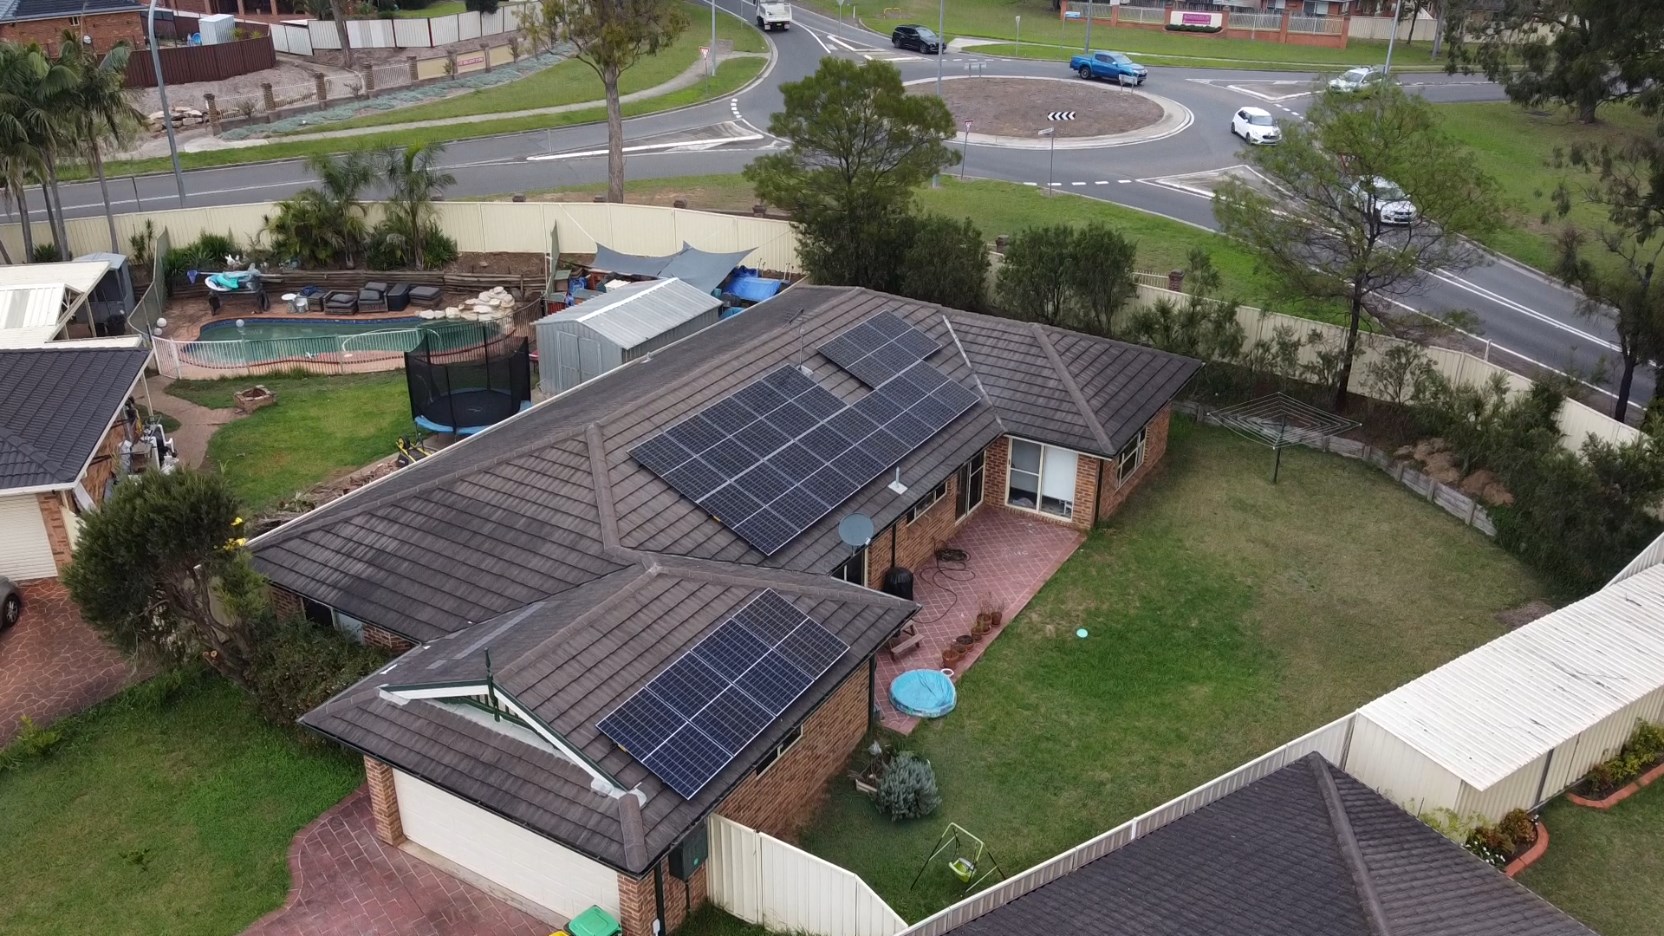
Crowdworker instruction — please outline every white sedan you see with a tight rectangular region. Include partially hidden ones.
[1231,106,1281,145]
[1350,176,1418,225]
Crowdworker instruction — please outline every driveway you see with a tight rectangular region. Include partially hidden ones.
[0,580,138,746]
[245,789,551,936]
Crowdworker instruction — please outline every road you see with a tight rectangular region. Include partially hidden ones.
[37,0,1646,416]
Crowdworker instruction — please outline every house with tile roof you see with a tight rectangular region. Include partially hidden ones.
[0,344,150,582]
[261,285,1202,935]
[0,0,144,55]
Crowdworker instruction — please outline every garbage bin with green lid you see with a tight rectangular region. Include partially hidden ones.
[567,905,622,936]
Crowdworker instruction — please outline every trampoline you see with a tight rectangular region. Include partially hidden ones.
[405,327,532,435]
[890,669,957,719]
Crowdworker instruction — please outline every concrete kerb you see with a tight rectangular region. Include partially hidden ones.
[904,75,1193,150]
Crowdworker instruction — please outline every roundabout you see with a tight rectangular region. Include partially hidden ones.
[905,76,1192,149]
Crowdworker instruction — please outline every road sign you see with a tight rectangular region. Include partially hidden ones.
[1048,111,1077,121]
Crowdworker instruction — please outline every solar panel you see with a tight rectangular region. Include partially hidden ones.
[818,311,941,387]
[597,590,849,799]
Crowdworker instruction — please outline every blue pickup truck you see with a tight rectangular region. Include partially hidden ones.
[1069,50,1148,85]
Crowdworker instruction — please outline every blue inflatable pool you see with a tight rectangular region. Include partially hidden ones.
[890,669,957,719]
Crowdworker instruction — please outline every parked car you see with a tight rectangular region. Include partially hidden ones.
[1231,106,1281,144]
[1328,65,1388,95]
[755,0,791,31]
[0,576,20,632]
[1349,176,1418,225]
[1069,49,1148,85]
[891,25,942,54]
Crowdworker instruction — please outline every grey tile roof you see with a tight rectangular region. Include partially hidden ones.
[4,0,141,22]
[254,287,1199,642]
[947,754,1596,936]
[301,557,914,874]
[0,345,148,492]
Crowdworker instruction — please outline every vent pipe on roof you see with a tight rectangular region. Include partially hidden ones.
[888,468,908,496]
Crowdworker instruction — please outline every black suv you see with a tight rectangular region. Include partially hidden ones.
[891,25,942,54]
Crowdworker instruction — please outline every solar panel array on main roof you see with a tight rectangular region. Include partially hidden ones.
[596,590,849,798]
[630,312,977,555]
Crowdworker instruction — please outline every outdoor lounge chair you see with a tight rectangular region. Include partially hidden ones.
[408,284,443,308]
[385,282,412,312]
[359,282,389,313]
[323,290,358,314]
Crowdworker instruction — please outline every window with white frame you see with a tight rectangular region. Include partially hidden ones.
[753,724,803,775]
[1117,428,1148,487]
[906,479,949,524]
[1006,439,1079,519]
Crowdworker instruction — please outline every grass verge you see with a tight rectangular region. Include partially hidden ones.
[1436,101,1656,275]
[167,372,414,511]
[393,0,466,16]
[800,421,1546,921]
[96,56,766,178]
[1520,782,1664,936]
[969,38,1445,72]
[0,673,362,936]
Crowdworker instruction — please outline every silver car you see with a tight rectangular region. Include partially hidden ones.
[1351,177,1418,225]
[0,576,20,632]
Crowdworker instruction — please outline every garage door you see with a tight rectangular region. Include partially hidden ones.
[0,495,56,581]
[393,770,621,921]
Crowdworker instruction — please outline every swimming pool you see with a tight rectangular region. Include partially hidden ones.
[183,317,502,368]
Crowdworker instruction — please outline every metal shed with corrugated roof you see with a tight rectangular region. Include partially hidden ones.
[535,277,722,396]
[1345,554,1664,821]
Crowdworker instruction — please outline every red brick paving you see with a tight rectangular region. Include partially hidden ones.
[877,507,1085,733]
[244,788,552,936]
[0,579,140,746]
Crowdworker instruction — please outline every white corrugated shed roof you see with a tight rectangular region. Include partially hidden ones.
[558,278,720,348]
[0,283,68,347]
[0,259,109,294]
[1358,563,1664,790]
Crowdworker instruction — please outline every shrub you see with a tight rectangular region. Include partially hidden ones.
[874,751,941,821]
[1629,721,1664,762]
[366,218,458,270]
[1497,808,1534,847]
[246,619,389,727]
[0,716,64,772]
[466,0,501,12]
[899,214,988,312]
[31,242,62,263]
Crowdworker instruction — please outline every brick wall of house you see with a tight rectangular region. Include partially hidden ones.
[270,585,303,620]
[35,492,75,573]
[81,415,132,507]
[1096,406,1173,521]
[0,12,145,55]
[718,666,870,839]
[1071,457,1101,531]
[364,622,415,653]
[984,436,1010,514]
[865,444,1000,585]
[616,858,709,936]
[365,757,406,846]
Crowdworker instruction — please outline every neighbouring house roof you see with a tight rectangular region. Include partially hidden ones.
[591,243,755,294]
[945,754,1595,936]
[1357,562,1664,791]
[552,277,722,349]
[0,284,69,348]
[302,556,914,874]
[253,286,1201,643]
[0,0,142,22]
[0,345,148,492]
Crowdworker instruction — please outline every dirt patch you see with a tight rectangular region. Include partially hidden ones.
[441,251,548,279]
[1496,599,1556,630]
[910,76,1163,139]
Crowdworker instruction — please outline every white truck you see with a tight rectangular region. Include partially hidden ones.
[755,0,792,31]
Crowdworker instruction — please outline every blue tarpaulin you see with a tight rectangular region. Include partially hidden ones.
[890,669,957,719]
[727,274,785,303]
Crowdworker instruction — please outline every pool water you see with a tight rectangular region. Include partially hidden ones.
[198,316,428,342]
[185,317,501,367]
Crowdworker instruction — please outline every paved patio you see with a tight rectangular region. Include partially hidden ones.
[0,580,140,746]
[877,507,1086,732]
[244,789,550,936]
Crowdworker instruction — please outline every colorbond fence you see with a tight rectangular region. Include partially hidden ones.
[124,34,277,87]
[269,1,536,54]
[709,815,907,936]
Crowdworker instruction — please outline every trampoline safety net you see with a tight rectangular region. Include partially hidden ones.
[404,326,532,435]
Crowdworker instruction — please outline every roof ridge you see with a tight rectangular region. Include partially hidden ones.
[1308,755,1394,936]
[587,422,624,553]
[648,553,916,608]
[1030,323,1114,453]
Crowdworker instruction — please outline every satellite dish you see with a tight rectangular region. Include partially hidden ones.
[838,514,875,549]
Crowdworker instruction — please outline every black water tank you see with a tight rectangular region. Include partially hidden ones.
[882,566,914,602]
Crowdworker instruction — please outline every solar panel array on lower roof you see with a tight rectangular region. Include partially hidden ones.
[817,310,941,387]
[597,590,848,798]
[631,356,979,556]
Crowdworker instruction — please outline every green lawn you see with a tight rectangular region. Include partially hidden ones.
[1519,782,1664,936]
[392,0,465,16]
[168,372,414,511]
[309,14,765,133]
[95,55,765,179]
[1436,102,1656,275]
[801,421,1546,921]
[0,675,362,936]
[968,35,1445,72]
[681,906,774,936]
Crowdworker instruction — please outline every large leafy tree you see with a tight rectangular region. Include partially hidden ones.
[1214,85,1500,411]
[995,224,1075,326]
[1065,222,1139,338]
[63,470,260,690]
[1442,0,1664,122]
[543,0,688,203]
[377,142,456,269]
[745,58,957,290]
[899,214,989,311]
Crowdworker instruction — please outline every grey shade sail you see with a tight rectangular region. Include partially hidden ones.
[591,243,755,294]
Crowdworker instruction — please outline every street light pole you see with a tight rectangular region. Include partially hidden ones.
[935,0,945,99]
[709,0,719,77]
[1015,14,1020,54]
[1382,0,1404,74]
[1084,0,1092,52]
[1039,127,1055,194]
[146,0,186,208]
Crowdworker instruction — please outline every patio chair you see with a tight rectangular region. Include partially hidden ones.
[359,281,389,313]
[323,290,358,314]
[408,284,443,308]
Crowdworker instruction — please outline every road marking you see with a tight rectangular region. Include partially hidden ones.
[1224,84,1313,103]
[1070,181,1085,186]
[1118,179,1132,183]
[1022,181,1038,186]
[527,134,764,162]
[1095,180,1110,185]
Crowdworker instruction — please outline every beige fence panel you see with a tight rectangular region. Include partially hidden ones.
[709,814,905,936]
[1233,12,1283,30]
[1287,14,1344,33]
[1118,5,1166,24]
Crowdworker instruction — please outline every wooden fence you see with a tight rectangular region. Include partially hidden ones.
[124,34,277,88]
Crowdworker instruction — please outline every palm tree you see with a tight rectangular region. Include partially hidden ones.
[0,43,69,260]
[377,143,455,270]
[0,45,43,261]
[60,35,143,252]
[4,42,78,254]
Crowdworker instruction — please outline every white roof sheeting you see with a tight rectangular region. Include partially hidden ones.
[1358,564,1664,790]
[560,278,721,349]
[0,259,109,295]
[0,284,69,347]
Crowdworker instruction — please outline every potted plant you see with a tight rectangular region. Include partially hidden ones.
[942,641,966,668]
[972,596,1004,638]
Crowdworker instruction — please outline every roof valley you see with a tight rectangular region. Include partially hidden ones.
[1309,757,1395,936]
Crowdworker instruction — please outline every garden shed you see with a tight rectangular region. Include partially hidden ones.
[1346,562,1664,822]
[535,277,722,396]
